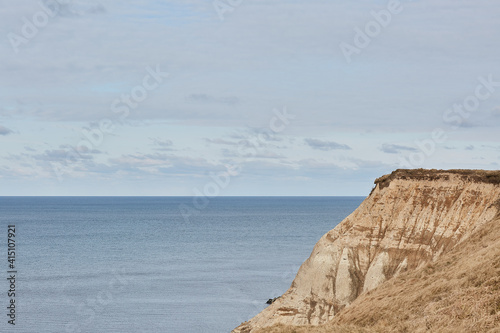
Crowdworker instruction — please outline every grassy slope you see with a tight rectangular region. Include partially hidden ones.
[257,216,500,333]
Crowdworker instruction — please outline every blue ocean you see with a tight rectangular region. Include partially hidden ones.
[0,197,363,333]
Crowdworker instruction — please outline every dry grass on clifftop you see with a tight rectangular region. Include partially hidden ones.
[375,169,500,190]
[257,216,500,333]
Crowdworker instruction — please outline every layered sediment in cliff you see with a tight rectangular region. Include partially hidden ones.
[233,169,500,333]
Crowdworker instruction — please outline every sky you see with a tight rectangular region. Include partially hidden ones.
[0,0,499,196]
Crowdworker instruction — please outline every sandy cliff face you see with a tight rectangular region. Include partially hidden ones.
[233,169,500,333]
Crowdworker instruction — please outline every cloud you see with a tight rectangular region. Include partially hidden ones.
[235,159,296,177]
[245,127,283,142]
[0,126,13,136]
[379,143,418,154]
[2,1,500,195]
[106,153,223,176]
[185,94,239,105]
[480,145,500,151]
[42,0,107,18]
[150,137,175,151]
[32,149,95,164]
[59,144,103,155]
[491,107,500,118]
[206,129,287,152]
[456,119,480,128]
[222,149,284,159]
[205,138,238,146]
[4,145,104,174]
[465,145,475,151]
[296,158,344,173]
[250,151,284,159]
[228,133,248,140]
[2,0,499,132]
[304,138,351,151]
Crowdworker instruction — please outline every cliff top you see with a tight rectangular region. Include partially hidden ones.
[234,168,500,333]
[375,169,500,190]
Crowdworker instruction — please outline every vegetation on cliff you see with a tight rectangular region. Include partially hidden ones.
[234,169,500,333]
[375,169,500,190]
[257,213,500,332]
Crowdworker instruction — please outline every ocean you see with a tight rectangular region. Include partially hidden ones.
[0,196,363,333]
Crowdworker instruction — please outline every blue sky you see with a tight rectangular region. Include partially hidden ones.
[1,0,499,196]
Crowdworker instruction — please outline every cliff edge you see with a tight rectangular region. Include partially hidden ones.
[233,169,500,333]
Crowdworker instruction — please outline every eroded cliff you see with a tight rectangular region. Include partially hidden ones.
[233,169,500,333]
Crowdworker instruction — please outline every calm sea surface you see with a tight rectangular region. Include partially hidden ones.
[0,196,363,333]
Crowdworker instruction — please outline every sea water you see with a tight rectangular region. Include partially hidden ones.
[0,196,363,333]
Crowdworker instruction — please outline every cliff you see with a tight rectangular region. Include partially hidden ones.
[233,169,500,333]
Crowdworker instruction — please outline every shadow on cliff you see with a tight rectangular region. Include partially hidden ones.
[258,213,500,333]
[234,169,500,333]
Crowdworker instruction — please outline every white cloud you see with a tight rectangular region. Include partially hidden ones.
[1,0,500,194]
[379,143,418,154]
[0,126,13,135]
[304,138,351,151]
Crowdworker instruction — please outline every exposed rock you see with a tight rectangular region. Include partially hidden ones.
[266,297,280,305]
[232,169,500,333]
